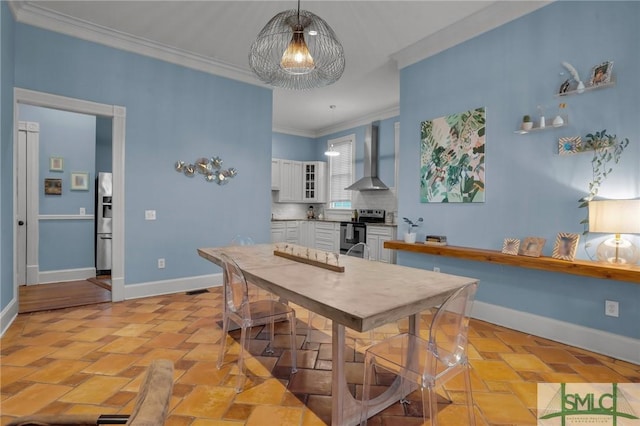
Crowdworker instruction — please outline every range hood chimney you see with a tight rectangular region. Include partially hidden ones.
[345,122,389,191]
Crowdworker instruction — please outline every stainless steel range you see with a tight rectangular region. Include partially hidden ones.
[339,209,385,254]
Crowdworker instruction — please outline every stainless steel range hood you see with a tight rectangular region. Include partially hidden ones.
[345,122,389,191]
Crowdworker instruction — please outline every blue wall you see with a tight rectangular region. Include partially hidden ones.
[95,116,112,173]
[18,105,96,271]
[315,116,398,188]
[398,1,640,339]
[1,2,15,311]
[272,132,318,161]
[12,23,273,285]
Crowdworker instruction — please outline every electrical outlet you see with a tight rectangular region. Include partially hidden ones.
[79,207,86,215]
[605,300,619,317]
[158,258,165,269]
[145,210,156,220]
[433,267,440,273]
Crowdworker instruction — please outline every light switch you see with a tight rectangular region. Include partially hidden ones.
[80,207,86,215]
[145,210,156,220]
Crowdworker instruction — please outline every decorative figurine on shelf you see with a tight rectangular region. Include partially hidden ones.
[402,217,423,243]
[334,253,339,266]
[561,61,585,94]
[522,115,533,131]
[537,105,546,129]
[553,103,566,127]
[307,205,315,219]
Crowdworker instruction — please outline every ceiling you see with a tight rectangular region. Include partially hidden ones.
[10,1,548,136]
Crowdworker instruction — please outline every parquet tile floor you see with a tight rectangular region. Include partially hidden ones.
[1,287,638,425]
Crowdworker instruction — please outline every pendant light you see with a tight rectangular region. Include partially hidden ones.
[249,0,345,90]
[324,105,340,157]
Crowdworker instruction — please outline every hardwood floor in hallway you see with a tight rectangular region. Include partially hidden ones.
[18,279,111,314]
[2,286,638,425]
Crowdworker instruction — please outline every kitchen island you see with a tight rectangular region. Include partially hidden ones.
[198,244,477,425]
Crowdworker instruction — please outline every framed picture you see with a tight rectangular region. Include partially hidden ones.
[552,233,580,261]
[49,157,64,172]
[558,136,582,155]
[519,237,546,257]
[70,172,89,191]
[588,61,613,86]
[44,178,62,195]
[501,238,520,256]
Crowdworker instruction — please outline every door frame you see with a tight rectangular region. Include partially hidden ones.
[13,88,126,301]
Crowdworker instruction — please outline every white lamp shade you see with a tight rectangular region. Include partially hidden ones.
[588,199,640,234]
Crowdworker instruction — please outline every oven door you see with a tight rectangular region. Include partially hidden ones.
[339,222,366,254]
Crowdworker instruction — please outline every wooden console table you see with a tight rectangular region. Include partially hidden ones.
[384,241,640,284]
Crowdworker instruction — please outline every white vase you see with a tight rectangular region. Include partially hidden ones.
[552,115,564,127]
[577,81,585,94]
[404,232,417,243]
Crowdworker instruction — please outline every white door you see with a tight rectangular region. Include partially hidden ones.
[16,121,40,285]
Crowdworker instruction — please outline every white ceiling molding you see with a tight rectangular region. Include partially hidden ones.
[9,1,263,87]
[392,1,552,70]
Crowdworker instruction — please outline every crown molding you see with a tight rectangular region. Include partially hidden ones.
[392,1,552,70]
[10,1,264,87]
[315,105,400,138]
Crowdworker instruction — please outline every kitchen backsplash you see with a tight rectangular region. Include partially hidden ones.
[271,188,398,222]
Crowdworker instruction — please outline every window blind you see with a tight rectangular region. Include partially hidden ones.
[328,137,353,208]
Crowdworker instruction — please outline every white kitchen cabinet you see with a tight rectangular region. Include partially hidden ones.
[302,162,326,203]
[274,159,325,203]
[285,221,299,243]
[271,222,286,243]
[277,160,303,202]
[315,222,339,253]
[367,226,397,263]
[299,221,315,247]
[271,158,281,190]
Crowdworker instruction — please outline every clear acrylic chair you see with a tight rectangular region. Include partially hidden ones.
[217,253,297,393]
[360,282,478,425]
[305,243,371,347]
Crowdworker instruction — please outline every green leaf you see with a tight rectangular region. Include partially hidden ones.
[579,202,589,208]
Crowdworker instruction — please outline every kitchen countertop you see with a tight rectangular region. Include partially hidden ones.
[271,218,397,227]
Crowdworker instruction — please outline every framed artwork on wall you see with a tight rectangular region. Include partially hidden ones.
[419,107,486,203]
[552,233,580,261]
[44,178,62,195]
[588,61,613,86]
[49,157,64,172]
[501,238,520,255]
[519,237,546,257]
[70,172,90,191]
[558,136,582,155]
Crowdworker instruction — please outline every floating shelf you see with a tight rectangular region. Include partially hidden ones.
[384,240,640,284]
[556,79,615,97]
[515,115,569,134]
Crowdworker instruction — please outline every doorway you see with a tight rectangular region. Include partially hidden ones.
[13,88,126,308]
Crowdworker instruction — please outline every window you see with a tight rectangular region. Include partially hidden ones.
[328,134,354,209]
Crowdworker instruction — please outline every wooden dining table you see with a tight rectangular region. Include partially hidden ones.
[198,243,477,426]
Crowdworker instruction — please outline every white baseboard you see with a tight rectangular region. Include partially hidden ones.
[124,273,222,300]
[472,301,640,364]
[0,298,19,337]
[38,267,97,284]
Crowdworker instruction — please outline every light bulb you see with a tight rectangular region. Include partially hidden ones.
[281,25,314,75]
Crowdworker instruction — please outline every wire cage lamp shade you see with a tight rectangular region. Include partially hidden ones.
[249,5,345,90]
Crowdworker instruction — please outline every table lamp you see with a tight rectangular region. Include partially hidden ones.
[588,199,640,264]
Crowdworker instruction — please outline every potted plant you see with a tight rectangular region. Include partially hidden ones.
[578,130,629,233]
[402,217,423,243]
[521,115,533,131]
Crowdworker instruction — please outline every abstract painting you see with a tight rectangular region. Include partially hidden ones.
[420,107,485,203]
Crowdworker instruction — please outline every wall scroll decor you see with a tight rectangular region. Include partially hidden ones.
[501,238,520,256]
[420,107,485,203]
[519,237,546,257]
[552,233,580,261]
[44,178,62,195]
[175,156,237,185]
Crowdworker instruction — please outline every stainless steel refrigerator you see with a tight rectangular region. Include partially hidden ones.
[96,172,112,274]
